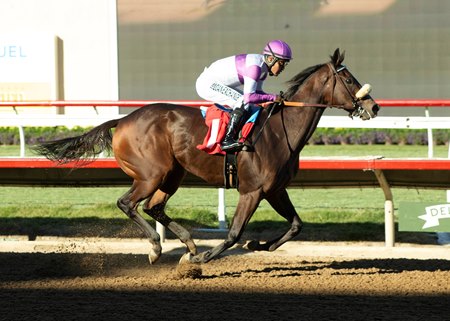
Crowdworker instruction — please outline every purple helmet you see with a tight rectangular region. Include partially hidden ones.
[263,40,293,60]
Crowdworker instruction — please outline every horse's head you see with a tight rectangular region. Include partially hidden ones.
[324,48,379,120]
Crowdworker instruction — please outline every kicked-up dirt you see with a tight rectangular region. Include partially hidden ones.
[0,250,449,321]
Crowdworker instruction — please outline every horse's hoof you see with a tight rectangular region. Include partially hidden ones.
[148,246,162,265]
[244,240,262,251]
[176,253,202,279]
[180,251,210,264]
[179,252,193,265]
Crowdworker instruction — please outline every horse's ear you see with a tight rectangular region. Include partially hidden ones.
[331,48,345,66]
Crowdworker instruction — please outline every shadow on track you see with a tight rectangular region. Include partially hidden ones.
[0,217,437,244]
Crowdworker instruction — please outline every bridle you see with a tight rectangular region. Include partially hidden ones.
[326,63,371,119]
[281,63,372,119]
[251,63,374,146]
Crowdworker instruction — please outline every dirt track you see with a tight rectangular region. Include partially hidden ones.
[1,249,449,321]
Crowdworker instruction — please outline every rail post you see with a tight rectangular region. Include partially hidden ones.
[374,169,395,247]
[425,107,434,158]
[156,222,165,242]
[12,106,26,157]
[218,188,228,230]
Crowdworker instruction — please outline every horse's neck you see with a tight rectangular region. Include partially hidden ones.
[254,72,329,169]
[280,82,327,155]
[281,105,325,154]
[297,86,327,140]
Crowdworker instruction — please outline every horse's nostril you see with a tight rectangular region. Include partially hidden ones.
[372,104,380,114]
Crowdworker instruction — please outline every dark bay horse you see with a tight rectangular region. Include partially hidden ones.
[35,49,379,264]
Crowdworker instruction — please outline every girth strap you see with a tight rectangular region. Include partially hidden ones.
[224,152,238,189]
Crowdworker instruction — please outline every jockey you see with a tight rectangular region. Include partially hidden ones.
[196,39,293,152]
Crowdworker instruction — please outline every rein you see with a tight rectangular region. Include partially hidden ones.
[280,63,349,110]
[280,62,370,119]
[250,102,277,146]
[281,101,335,108]
[250,62,369,146]
[249,63,346,147]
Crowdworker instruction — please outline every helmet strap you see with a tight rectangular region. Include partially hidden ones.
[264,54,279,75]
[264,43,282,75]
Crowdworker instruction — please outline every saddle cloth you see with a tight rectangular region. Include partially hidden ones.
[196,104,261,155]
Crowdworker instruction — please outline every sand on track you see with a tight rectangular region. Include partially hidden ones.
[1,248,449,321]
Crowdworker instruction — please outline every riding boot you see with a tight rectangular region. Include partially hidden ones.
[221,107,246,152]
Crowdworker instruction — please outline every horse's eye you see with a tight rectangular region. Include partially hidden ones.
[345,78,353,84]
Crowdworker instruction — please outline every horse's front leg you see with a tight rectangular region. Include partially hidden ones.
[247,188,303,252]
[184,189,263,264]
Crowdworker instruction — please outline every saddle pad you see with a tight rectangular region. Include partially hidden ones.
[197,104,261,155]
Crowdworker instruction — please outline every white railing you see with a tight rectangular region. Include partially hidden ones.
[1,100,449,158]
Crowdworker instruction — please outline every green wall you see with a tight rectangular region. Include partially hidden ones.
[118,0,450,116]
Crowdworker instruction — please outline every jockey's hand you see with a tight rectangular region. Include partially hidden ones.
[260,101,273,108]
[261,92,285,108]
[274,91,285,103]
[274,95,284,103]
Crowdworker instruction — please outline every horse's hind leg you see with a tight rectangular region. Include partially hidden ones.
[117,180,162,264]
[143,189,197,256]
[142,166,197,256]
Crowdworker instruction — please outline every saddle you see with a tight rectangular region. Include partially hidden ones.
[197,104,261,189]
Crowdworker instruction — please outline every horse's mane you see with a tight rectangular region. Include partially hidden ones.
[284,49,345,100]
[283,63,324,100]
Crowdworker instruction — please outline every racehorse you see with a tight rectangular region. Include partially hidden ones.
[34,49,379,265]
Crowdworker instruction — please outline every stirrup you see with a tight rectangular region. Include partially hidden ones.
[241,142,254,152]
[221,140,244,152]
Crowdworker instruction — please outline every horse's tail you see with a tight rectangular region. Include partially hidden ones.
[33,119,120,165]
